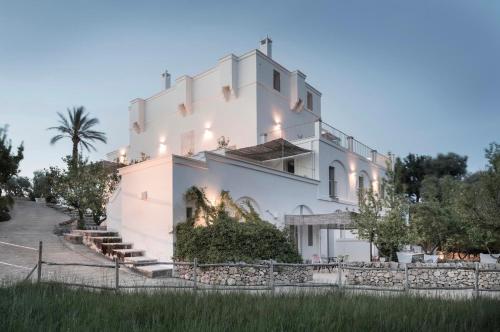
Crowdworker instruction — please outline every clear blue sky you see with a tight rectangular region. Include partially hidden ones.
[1,0,499,176]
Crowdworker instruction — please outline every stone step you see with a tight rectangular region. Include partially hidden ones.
[124,256,158,265]
[133,264,173,278]
[112,249,145,260]
[64,233,83,244]
[89,236,123,248]
[84,230,119,236]
[101,243,133,255]
[77,230,119,238]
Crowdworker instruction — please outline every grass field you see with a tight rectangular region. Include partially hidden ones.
[1,283,499,331]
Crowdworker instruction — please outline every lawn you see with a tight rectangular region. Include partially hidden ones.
[0,283,499,331]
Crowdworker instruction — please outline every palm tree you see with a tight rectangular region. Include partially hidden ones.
[48,106,107,167]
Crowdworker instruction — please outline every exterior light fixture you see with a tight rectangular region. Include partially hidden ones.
[158,137,167,155]
[159,143,167,155]
[204,123,213,140]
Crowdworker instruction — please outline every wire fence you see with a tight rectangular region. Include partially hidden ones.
[4,241,496,296]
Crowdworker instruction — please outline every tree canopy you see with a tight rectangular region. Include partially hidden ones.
[395,152,467,202]
[0,125,24,221]
[48,106,107,168]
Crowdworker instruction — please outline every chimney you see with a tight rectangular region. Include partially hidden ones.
[260,37,272,58]
[162,70,171,90]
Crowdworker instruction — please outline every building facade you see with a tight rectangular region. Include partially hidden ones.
[106,39,390,263]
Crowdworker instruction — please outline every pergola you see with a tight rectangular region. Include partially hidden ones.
[226,138,311,162]
[284,211,356,229]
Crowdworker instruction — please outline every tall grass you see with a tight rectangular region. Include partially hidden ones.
[0,283,499,331]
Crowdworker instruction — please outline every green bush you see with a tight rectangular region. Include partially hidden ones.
[175,213,301,263]
[174,187,301,263]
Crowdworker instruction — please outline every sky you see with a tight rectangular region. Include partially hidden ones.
[1,0,499,177]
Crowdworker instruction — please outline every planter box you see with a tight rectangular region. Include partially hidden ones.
[396,252,424,263]
[424,254,439,263]
[480,253,500,263]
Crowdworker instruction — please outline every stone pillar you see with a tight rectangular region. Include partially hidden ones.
[347,136,354,151]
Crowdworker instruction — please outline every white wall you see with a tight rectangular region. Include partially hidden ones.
[127,53,258,162]
[106,186,122,232]
[115,158,174,261]
[256,51,320,142]
[171,152,377,262]
[318,139,387,205]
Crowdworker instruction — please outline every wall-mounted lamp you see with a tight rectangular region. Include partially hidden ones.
[158,137,167,155]
[119,148,127,163]
[159,143,167,155]
[203,123,213,140]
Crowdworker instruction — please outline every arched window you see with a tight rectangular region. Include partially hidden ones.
[234,196,261,216]
[358,170,371,192]
[292,204,313,216]
[329,160,348,199]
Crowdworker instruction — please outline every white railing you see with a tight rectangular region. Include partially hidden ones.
[320,122,349,150]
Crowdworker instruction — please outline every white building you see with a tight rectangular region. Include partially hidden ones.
[106,38,390,263]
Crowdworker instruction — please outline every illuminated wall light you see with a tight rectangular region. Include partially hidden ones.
[158,143,167,155]
[203,123,213,140]
[158,137,167,155]
[119,148,127,163]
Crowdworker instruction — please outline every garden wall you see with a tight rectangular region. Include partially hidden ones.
[175,264,314,286]
[343,262,500,289]
[174,262,500,289]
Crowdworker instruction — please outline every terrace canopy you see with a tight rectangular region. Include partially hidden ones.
[284,211,356,229]
[226,138,311,162]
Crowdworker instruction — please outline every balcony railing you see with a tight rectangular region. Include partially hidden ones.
[260,120,390,169]
[320,121,390,168]
[320,122,349,150]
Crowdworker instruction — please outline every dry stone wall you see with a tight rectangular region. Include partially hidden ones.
[344,262,500,289]
[175,264,314,286]
[173,262,500,289]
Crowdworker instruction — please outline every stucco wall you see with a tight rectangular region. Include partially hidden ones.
[117,158,173,261]
[128,53,258,161]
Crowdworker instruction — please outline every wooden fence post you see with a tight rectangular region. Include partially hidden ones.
[474,262,479,298]
[193,258,198,292]
[269,261,275,295]
[115,260,120,291]
[37,241,42,283]
[337,262,342,289]
[404,264,409,292]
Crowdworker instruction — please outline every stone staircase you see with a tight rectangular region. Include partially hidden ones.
[63,229,172,278]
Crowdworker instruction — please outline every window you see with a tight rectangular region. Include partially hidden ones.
[307,225,313,246]
[273,70,281,92]
[329,166,336,198]
[358,176,364,191]
[284,159,295,174]
[186,207,193,219]
[307,91,313,111]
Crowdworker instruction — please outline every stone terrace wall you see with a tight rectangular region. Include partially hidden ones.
[175,264,314,286]
[344,262,500,289]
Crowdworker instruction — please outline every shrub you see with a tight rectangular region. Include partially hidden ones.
[174,187,301,263]
[0,210,10,222]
